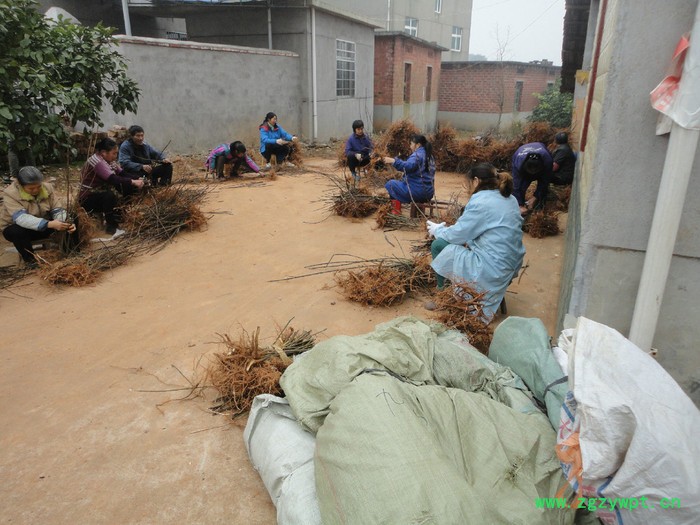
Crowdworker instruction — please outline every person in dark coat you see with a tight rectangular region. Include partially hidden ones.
[118,125,172,186]
[344,119,373,183]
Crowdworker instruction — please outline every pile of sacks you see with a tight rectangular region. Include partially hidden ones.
[244,316,700,525]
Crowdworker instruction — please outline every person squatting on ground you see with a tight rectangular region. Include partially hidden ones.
[205,141,260,179]
[258,112,298,169]
[1,166,77,268]
[118,125,173,186]
[511,142,553,215]
[550,131,577,186]
[80,138,145,236]
[344,119,373,183]
[427,163,525,321]
[383,134,436,215]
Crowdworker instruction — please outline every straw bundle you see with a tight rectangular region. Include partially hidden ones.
[330,186,388,218]
[429,124,458,171]
[374,119,420,160]
[375,203,422,231]
[335,264,408,306]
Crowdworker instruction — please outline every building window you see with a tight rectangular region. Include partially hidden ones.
[336,40,356,97]
[426,66,433,101]
[166,31,187,41]
[435,0,442,14]
[405,17,418,37]
[547,81,555,90]
[514,81,524,111]
[404,63,412,103]
[451,26,462,52]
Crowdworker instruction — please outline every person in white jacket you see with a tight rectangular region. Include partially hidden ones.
[427,163,525,321]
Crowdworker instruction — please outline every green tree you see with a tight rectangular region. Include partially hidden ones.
[0,0,139,161]
[528,80,573,129]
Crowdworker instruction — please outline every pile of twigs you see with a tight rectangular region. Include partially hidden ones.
[121,183,208,243]
[325,183,389,218]
[38,240,142,286]
[375,203,422,231]
[523,209,561,238]
[0,266,31,290]
[374,119,420,160]
[429,124,458,170]
[430,283,493,354]
[206,323,318,417]
[330,254,436,306]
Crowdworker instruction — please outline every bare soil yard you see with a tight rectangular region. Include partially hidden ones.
[0,156,565,524]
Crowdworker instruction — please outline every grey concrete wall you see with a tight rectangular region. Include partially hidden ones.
[185,6,375,142]
[99,37,300,155]
[437,111,533,132]
[558,0,700,404]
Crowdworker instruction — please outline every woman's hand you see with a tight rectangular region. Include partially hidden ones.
[276,138,289,145]
[132,178,145,189]
[48,220,73,231]
[426,220,446,238]
[383,157,395,165]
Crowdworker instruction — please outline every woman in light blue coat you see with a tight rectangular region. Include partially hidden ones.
[427,163,525,321]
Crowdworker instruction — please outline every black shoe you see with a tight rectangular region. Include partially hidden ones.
[24,260,39,270]
[105,225,117,235]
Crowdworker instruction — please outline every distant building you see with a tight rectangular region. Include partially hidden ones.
[374,32,445,133]
[438,60,560,131]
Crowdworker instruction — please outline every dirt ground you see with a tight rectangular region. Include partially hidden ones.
[0,156,565,524]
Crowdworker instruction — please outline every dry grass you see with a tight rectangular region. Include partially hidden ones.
[375,203,422,231]
[335,264,408,306]
[374,119,420,160]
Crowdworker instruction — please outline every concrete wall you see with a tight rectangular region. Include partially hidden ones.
[99,37,300,154]
[374,34,442,132]
[184,6,375,141]
[437,61,560,132]
[558,0,700,404]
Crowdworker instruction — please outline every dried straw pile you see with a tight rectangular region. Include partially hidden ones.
[523,121,556,146]
[207,325,317,417]
[288,142,305,166]
[523,210,561,238]
[430,284,493,354]
[429,124,458,170]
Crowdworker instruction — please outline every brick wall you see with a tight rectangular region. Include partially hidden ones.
[438,61,560,114]
[374,34,442,106]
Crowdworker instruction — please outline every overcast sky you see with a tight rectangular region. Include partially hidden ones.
[468,0,566,64]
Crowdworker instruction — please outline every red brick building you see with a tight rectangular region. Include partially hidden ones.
[438,60,560,131]
[374,32,446,133]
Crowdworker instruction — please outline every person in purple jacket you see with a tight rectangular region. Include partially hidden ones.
[80,138,144,236]
[344,119,373,183]
[511,142,553,215]
[205,141,260,179]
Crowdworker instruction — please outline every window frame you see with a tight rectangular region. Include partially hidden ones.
[404,17,418,37]
[514,80,524,112]
[435,0,442,14]
[336,39,356,98]
[451,26,462,52]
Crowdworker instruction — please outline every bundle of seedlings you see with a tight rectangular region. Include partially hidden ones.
[207,324,317,417]
[549,185,571,211]
[522,121,556,145]
[374,119,420,160]
[375,203,422,231]
[325,183,389,218]
[335,263,409,306]
[0,266,32,290]
[429,283,493,354]
[523,209,561,238]
[121,183,208,243]
[429,124,458,171]
[38,238,142,286]
[287,141,305,167]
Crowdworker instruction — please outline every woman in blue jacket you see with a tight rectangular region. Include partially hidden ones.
[427,163,525,321]
[259,112,298,169]
[383,134,435,215]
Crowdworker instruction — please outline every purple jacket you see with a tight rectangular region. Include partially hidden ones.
[345,133,373,157]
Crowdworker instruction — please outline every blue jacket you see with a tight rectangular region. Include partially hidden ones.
[344,133,373,157]
[119,139,166,173]
[259,123,293,154]
[392,146,435,197]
